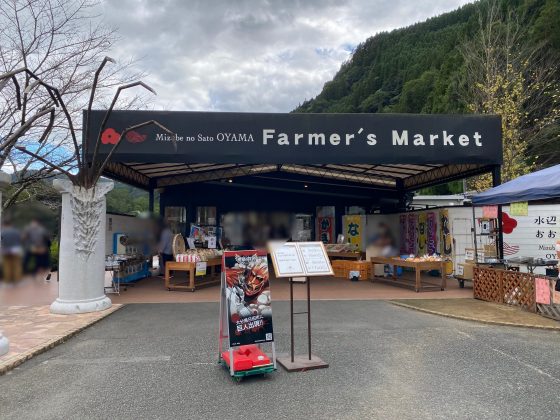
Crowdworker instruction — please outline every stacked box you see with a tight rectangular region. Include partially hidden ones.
[347,261,372,280]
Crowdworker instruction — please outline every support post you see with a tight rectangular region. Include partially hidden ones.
[148,187,155,214]
[0,171,10,356]
[278,276,328,372]
[492,166,504,260]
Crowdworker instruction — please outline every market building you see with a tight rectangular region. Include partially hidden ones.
[54,110,504,309]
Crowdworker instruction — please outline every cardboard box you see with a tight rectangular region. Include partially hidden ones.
[457,262,474,280]
[465,248,486,263]
[483,244,497,256]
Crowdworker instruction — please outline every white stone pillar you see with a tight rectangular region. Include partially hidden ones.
[0,171,10,355]
[50,179,114,314]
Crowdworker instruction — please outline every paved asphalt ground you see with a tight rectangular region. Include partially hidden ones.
[1,301,560,420]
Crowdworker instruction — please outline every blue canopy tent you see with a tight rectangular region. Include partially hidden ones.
[472,165,560,261]
[472,165,560,205]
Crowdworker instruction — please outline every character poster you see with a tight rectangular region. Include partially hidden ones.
[223,250,273,347]
[316,216,334,244]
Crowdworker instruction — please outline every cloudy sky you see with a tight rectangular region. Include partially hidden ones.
[101,0,472,113]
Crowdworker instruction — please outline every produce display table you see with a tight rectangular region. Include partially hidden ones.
[370,256,446,292]
[327,251,365,261]
[165,257,222,291]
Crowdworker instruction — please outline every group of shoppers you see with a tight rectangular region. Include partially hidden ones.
[1,218,51,283]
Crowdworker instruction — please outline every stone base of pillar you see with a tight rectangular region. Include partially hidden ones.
[50,295,112,315]
[0,333,9,356]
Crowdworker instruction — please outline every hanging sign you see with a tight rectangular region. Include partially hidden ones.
[426,212,438,254]
[270,241,333,278]
[316,216,334,244]
[344,215,362,251]
[483,206,498,218]
[510,202,528,216]
[87,111,502,165]
[223,250,273,347]
[439,209,452,257]
[417,212,427,255]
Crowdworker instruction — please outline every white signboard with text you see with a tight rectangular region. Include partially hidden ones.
[270,241,333,278]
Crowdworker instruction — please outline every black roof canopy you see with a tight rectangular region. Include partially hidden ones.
[89,110,502,192]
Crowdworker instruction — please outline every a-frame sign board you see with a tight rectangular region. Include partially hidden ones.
[269,241,333,372]
[218,250,277,381]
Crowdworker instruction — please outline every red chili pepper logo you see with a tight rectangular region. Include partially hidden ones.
[125,130,147,143]
[502,212,518,234]
[101,128,120,145]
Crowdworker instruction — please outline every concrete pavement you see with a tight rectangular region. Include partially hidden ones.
[1,301,560,419]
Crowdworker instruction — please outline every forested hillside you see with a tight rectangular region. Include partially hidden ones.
[295,0,560,172]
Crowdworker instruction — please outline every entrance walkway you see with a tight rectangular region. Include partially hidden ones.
[2,302,560,419]
[1,272,472,307]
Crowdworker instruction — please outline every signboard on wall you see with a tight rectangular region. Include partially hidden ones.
[501,205,560,263]
[86,110,502,165]
[223,250,273,347]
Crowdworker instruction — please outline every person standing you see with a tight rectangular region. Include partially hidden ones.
[158,221,174,277]
[1,219,23,283]
[23,219,51,280]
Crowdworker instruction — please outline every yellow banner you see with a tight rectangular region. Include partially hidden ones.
[344,215,362,251]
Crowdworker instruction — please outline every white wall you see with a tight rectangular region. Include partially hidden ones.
[105,213,155,255]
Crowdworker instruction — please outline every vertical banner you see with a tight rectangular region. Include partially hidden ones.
[316,216,334,244]
[399,214,407,254]
[223,250,273,347]
[344,215,362,250]
[407,213,417,254]
[440,209,452,257]
[417,213,427,255]
[427,212,438,255]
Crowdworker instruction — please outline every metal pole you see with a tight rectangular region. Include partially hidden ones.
[290,278,294,363]
[492,165,504,260]
[307,276,311,360]
[472,204,479,266]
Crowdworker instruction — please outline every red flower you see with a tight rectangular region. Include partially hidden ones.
[125,130,147,143]
[101,128,120,145]
[502,212,518,234]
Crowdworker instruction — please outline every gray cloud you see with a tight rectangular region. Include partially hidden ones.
[101,0,472,112]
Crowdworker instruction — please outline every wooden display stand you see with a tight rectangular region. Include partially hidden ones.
[327,251,365,261]
[370,256,446,292]
[165,257,221,291]
[269,241,333,372]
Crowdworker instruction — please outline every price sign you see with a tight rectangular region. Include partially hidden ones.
[270,243,305,277]
[195,261,207,276]
[298,242,332,275]
[270,241,333,278]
